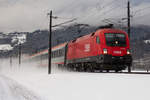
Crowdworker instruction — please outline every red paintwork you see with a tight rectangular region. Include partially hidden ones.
[67,28,130,60]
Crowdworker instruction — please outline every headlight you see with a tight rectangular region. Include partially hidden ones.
[127,49,130,55]
[103,48,107,54]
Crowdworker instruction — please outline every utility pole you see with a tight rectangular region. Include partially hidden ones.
[48,10,52,74]
[47,11,76,74]
[127,1,131,39]
[127,0,131,73]
[19,43,22,66]
[10,53,12,67]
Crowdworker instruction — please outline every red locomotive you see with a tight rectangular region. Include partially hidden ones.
[29,27,132,72]
[66,28,132,72]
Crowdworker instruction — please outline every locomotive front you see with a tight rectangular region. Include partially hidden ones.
[98,29,132,71]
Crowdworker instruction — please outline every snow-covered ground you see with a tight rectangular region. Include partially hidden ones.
[0,75,43,100]
[0,58,150,100]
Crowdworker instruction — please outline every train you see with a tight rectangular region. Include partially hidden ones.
[29,27,132,72]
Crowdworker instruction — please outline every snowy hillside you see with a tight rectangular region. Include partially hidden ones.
[0,59,150,100]
[0,44,13,51]
[11,34,26,45]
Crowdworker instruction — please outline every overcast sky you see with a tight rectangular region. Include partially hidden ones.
[0,0,150,33]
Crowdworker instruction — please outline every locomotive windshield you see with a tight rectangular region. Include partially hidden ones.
[105,33,126,47]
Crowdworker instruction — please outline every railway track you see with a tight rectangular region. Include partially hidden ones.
[57,66,150,74]
[97,72,150,75]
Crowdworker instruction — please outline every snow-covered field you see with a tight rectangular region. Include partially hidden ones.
[0,58,150,100]
[0,75,43,100]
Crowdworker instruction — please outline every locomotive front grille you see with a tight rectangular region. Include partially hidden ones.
[111,56,124,64]
[101,54,132,65]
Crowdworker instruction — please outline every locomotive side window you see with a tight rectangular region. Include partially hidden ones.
[96,36,100,44]
[105,33,126,47]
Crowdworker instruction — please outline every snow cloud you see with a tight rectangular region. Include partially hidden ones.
[0,0,150,32]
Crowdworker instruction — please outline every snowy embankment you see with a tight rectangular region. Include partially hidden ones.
[0,58,150,100]
[0,75,43,100]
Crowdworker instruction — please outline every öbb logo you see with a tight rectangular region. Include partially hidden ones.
[84,44,90,52]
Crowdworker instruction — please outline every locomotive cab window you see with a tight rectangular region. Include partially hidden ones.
[105,33,126,47]
[96,36,100,44]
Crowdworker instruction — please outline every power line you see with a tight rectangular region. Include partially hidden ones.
[132,5,150,19]
[129,4,150,25]
[100,4,122,17]
[97,5,126,25]
[100,0,126,17]
[99,0,120,10]
[133,11,150,19]
[52,16,76,20]
[102,18,128,25]
[102,18,118,24]
[52,18,77,28]
[96,0,103,10]
[135,6,150,13]
[132,5,150,16]
[80,0,123,24]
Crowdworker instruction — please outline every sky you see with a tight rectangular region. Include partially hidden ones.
[0,0,150,33]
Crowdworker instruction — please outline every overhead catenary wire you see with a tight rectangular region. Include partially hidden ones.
[97,0,120,10]
[102,18,128,25]
[131,5,150,21]
[125,3,150,26]
[80,0,124,23]
[100,4,123,18]
[98,6,127,26]
[47,13,77,28]
[132,5,150,16]
[52,18,77,28]
[50,0,150,29]
[52,16,77,20]
[48,0,128,28]
[133,12,150,20]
